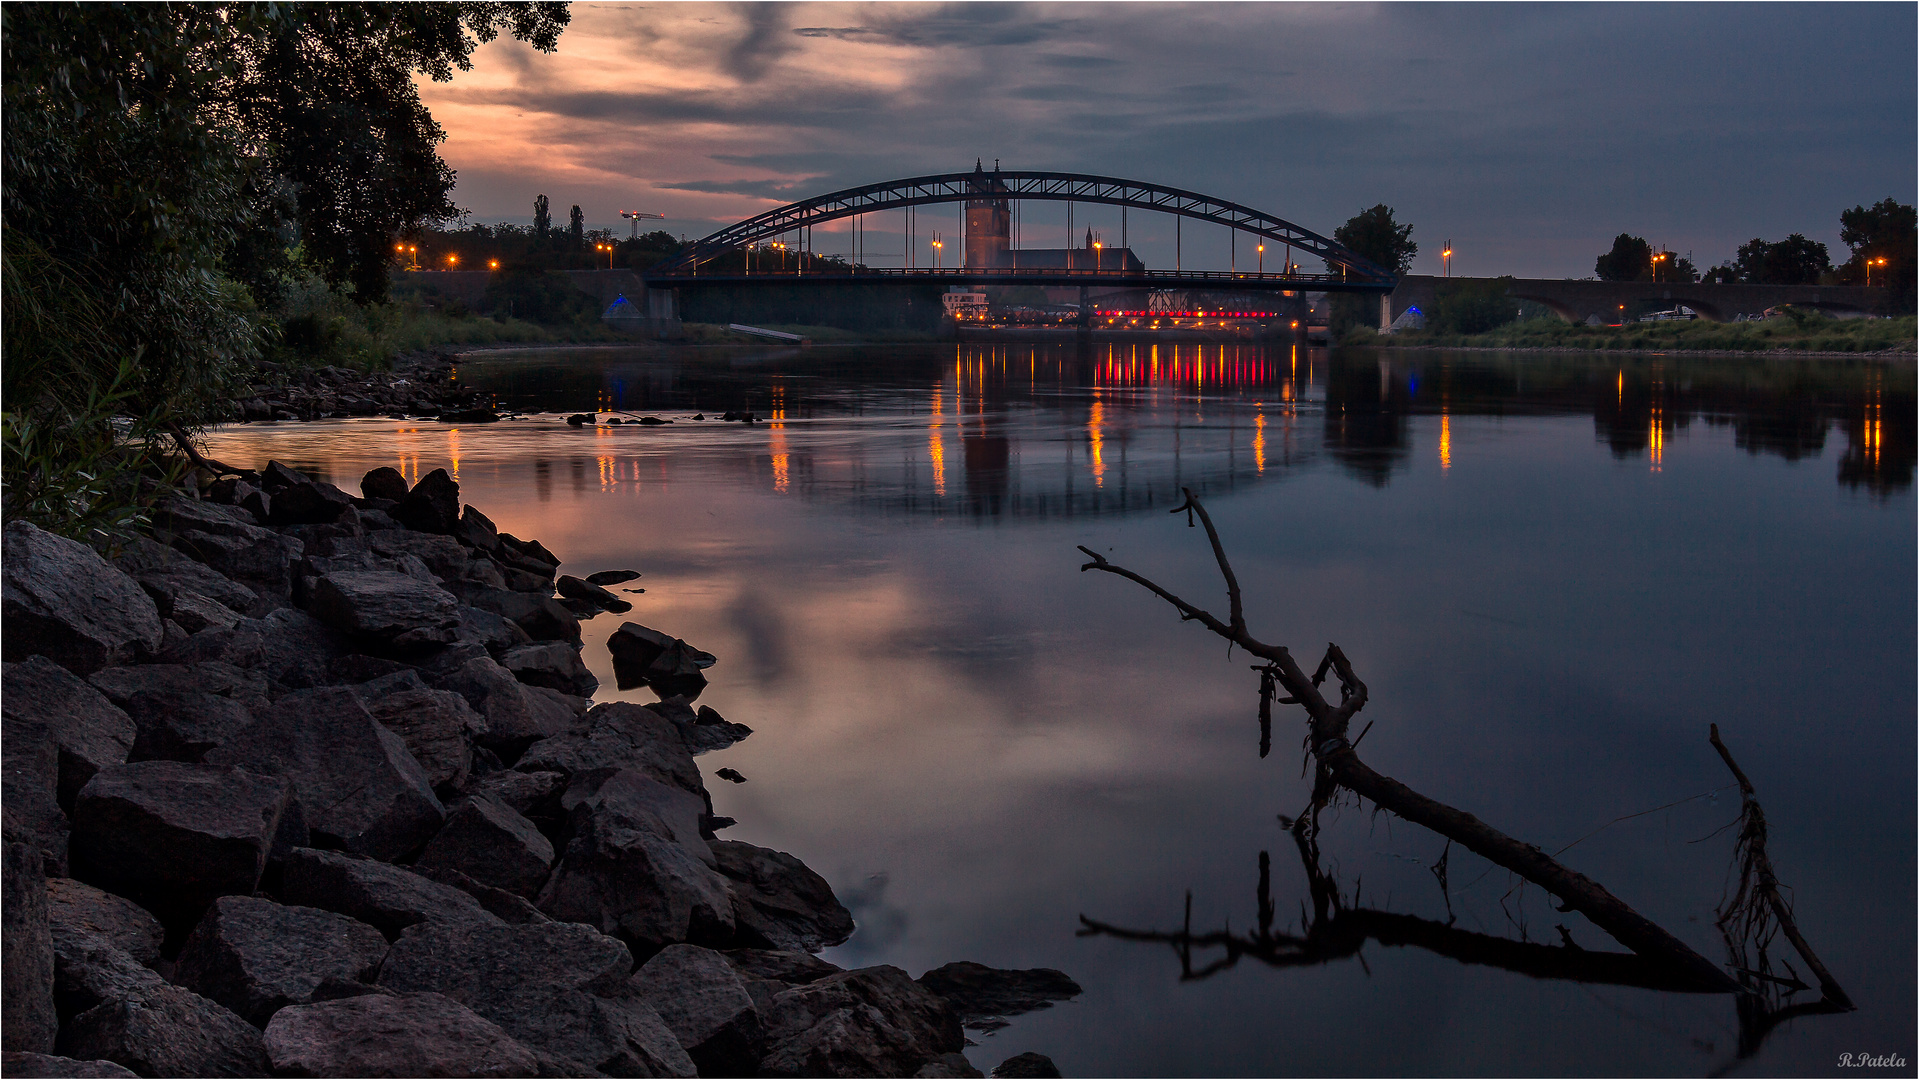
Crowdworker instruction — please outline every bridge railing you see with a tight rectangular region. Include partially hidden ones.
[642,265,1365,288]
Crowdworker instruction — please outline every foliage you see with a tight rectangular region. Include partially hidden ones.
[1329,205,1416,275]
[480,268,603,325]
[1719,235,1832,286]
[1426,278,1522,335]
[1595,234,1650,281]
[2,357,184,541]
[1834,197,1916,307]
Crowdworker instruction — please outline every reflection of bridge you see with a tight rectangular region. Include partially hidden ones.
[644,166,1396,295]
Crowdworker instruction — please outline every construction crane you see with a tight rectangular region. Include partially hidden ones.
[620,211,665,240]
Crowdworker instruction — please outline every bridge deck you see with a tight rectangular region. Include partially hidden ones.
[643,266,1392,292]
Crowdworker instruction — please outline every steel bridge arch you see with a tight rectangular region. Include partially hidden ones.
[645,169,1396,285]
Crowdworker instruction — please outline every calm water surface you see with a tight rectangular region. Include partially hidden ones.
[205,344,1915,1077]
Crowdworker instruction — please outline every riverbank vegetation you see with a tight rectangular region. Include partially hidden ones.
[2,4,571,537]
[1360,310,1916,354]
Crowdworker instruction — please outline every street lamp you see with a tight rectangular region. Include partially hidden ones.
[1651,251,1668,282]
[488,259,500,271]
[1868,256,1888,287]
[445,253,458,270]
[1092,240,1102,273]
[408,245,419,270]
[1443,240,1452,278]
[1257,242,1264,274]
[932,233,943,270]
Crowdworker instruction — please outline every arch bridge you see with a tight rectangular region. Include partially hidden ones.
[642,167,1397,294]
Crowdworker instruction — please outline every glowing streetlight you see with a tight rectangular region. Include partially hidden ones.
[1868,256,1888,287]
[445,253,458,270]
[932,233,943,270]
[1092,239,1102,273]
[1257,242,1264,273]
[488,258,500,271]
[1651,251,1668,283]
[1442,240,1453,278]
[407,244,418,270]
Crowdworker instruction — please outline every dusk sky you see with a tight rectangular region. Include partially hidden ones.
[421,2,1917,279]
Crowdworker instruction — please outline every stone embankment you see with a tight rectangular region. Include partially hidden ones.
[2,463,1075,1077]
[229,352,495,423]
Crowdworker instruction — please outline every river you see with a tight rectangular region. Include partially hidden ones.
[202,343,1915,1077]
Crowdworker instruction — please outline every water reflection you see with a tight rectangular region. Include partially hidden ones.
[436,344,1914,505]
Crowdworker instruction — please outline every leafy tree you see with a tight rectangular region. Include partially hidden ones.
[1329,205,1416,275]
[569,205,586,251]
[1836,197,1915,306]
[535,194,552,239]
[1594,234,1651,281]
[1728,235,1831,285]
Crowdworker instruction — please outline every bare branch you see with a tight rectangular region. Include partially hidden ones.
[1174,488,1245,636]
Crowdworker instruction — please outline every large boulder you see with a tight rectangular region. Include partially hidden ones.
[166,528,302,597]
[3,657,134,810]
[46,879,164,968]
[499,642,598,697]
[516,701,705,799]
[456,585,579,644]
[379,921,695,1077]
[3,843,58,1053]
[172,896,389,1027]
[431,656,571,754]
[263,992,542,1078]
[537,769,734,951]
[155,624,268,669]
[279,848,503,940]
[359,467,409,504]
[134,564,260,625]
[363,687,482,792]
[723,949,844,987]
[915,963,1082,1029]
[393,468,461,534]
[2,682,70,876]
[69,762,294,928]
[366,531,472,583]
[606,623,713,700]
[205,687,443,861]
[0,1051,138,1077]
[87,662,270,714]
[47,922,168,1023]
[415,793,554,899]
[990,1052,1062,1078]
[240,608,350,692]
[149,497,267,540]
[55,983,269,1078]
[2,521,163,675]
[309,571,460,651]
[633,944,764,1077]
[268,481,358,527]
[121,687,257,765]
[714,840,856,953]
[758,966,965,1079]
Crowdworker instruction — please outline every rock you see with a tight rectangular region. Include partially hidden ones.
[149,496,267,540]
[584,570,641,587]
[47,922,168,1022]
[723,949,844,986]
[915,963,1082,1025]
[556,597,605,620]
[359,467,409,503]
[456,585,580,644]
[167,529,302,596]
[269,481,358,527]
[459,607,533,653]
[310,571,461,651]
[438,408,500,424]
[713,840,855,953]
[156,625,267,669]
[416,867,551,926]
[172,896,389,1027]
[2,690,70,876]
[69,762,294,928]
[455,505,502,554]
[527,685,594,725]
[415,793,555,899]
[759,966,964,1079]
[379,921,694,1077]
[566,414,592,427]
[261,461,314,491]
[538,772,733,951]
[4,657,136,810]
[366,531,473,582]
[476,769,568,817]
[243,608,349,691]
[206,687,443,861]
[2,521,163,676]
[919,1053,986,1077]
[516,702,705,799]
[716,768,747,784]
[0,1051,138,1077]
[279,848,503,940]
[130,559,260,619]
[557,575,627,611]
[605,623,713,700]
[394,469,461,533]
[88,662,270,714]
[46,879,163,967]
[363,687,481,792]
[632,944,764,1077]
[263,992,542,1078]
[4,843,58,1053]
[682,705,753,756]
[432,656,570,754]
[990,1052,1061,1078]
[167,592,244,634]
[329,653,417,685]
[562,769,712,864]
[55,983,269,1077]
[122,687,256,764]
[500,642,599,697]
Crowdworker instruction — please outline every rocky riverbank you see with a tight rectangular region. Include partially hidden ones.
[1,463,1076,1077]
[228,352,490,423]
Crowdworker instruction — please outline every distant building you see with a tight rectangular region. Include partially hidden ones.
[962,160,1145,275]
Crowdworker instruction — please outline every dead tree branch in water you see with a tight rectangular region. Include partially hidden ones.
[1709,724,1854,1058]
[1077,489,1735,993]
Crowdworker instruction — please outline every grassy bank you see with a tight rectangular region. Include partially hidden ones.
[1361,314,1916,354]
